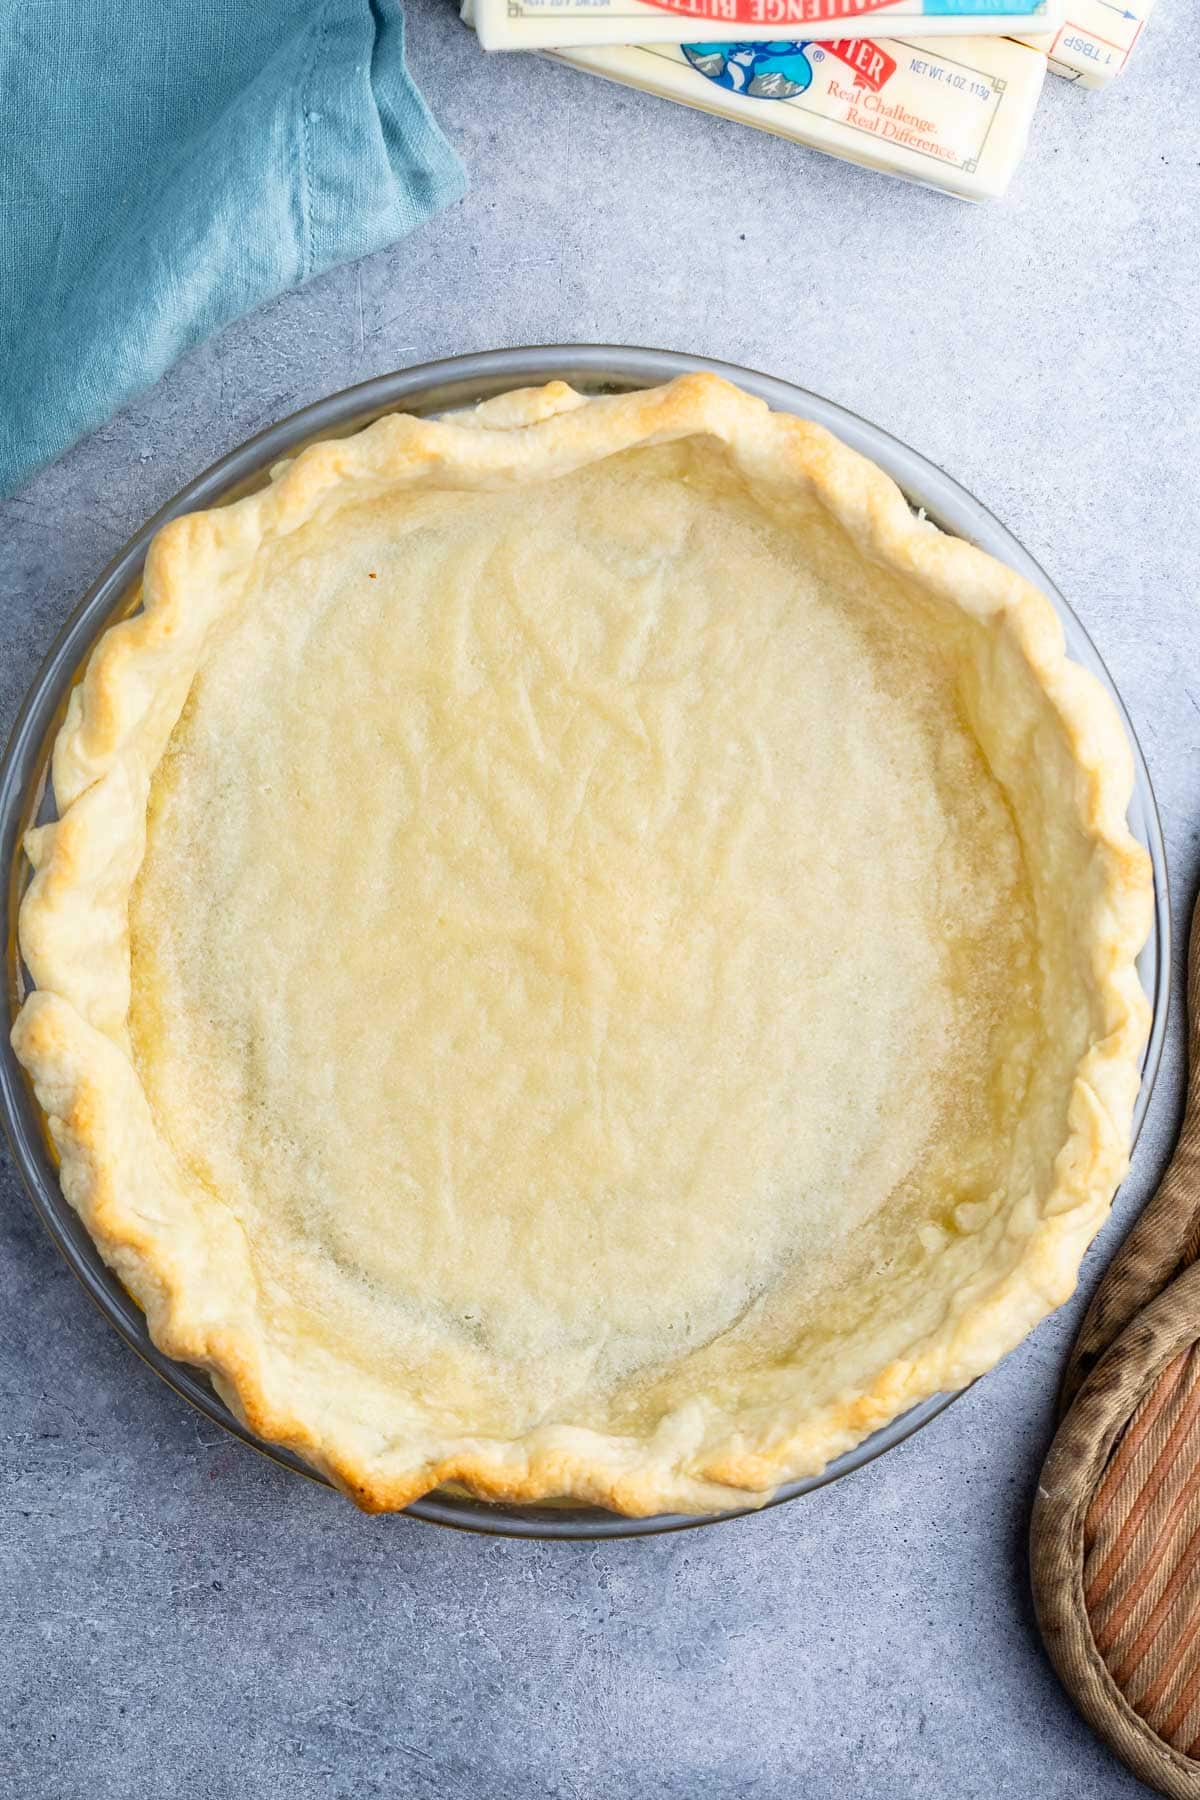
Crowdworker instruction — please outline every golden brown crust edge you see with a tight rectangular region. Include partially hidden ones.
[11,374,1154,1515]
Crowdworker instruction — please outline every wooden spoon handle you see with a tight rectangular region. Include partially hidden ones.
[1061,889,1200,1415]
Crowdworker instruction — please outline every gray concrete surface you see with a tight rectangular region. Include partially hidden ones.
[2,2,1198,1794]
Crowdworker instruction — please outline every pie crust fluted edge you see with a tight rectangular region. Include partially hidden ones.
[10,374,1154,1515]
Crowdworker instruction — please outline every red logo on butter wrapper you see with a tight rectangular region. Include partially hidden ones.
[823,37,897,88]
[643,0,905,22]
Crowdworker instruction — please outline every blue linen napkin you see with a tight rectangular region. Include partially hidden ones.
[0,0,465,496]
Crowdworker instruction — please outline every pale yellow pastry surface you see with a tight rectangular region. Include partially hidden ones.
[12,375,1154,1514]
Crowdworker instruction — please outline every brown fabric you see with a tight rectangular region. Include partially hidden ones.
[1032,1267,1200,1798]
[1031,889,1200,1799]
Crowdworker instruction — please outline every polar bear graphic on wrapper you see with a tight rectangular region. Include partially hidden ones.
[681,41,816,98]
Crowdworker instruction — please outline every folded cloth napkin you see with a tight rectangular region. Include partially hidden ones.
[0,0,465,496]
[1032,894,1200,1798]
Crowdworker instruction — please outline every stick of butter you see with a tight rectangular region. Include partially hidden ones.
[473,0,1061,51]
[1016,0,1156,85]
[542,36,1046,200]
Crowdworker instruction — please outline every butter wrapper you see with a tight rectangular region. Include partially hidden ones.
[1017,0,1156,85]
[546,36,1046,201]
[475,0,1060,51]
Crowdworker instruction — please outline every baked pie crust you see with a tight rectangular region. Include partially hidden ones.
[12,375,1153,1515]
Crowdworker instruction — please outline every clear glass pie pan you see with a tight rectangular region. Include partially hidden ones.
[0,345,1171,1541]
